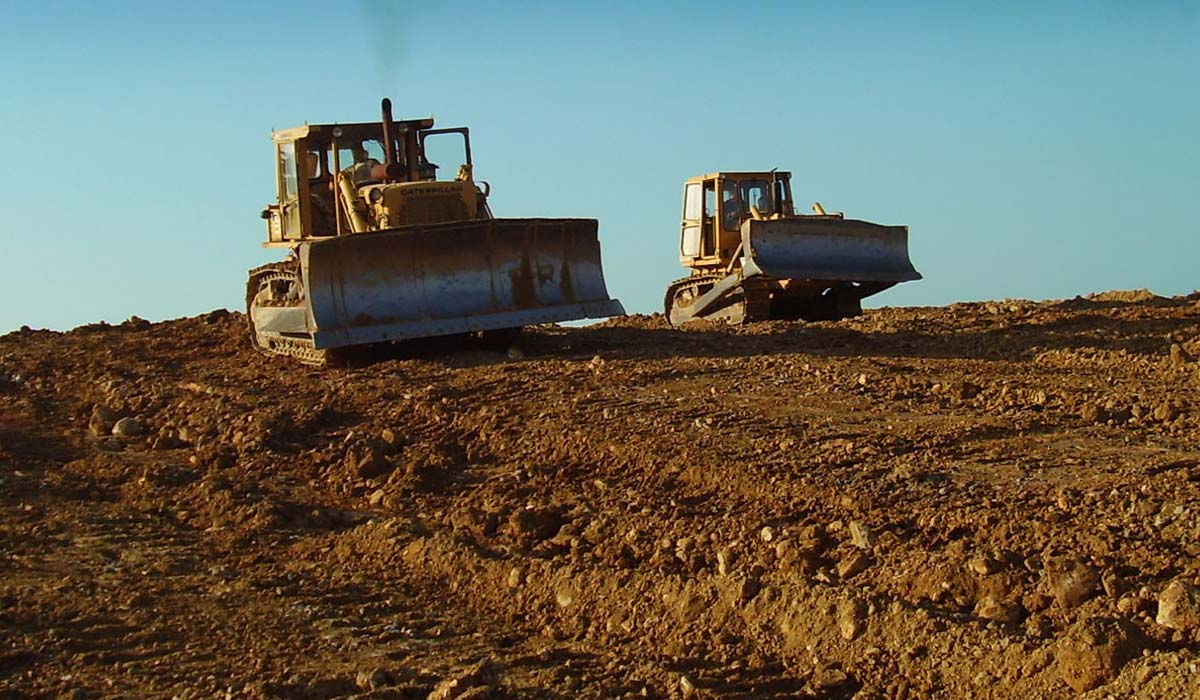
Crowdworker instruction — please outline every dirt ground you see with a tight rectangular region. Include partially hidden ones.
[3,292,1200,699]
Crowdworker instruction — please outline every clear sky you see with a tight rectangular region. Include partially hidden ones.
[1,1,1197,332]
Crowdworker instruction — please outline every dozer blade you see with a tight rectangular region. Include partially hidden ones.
[741,218,922,284]
[261,218,623,350]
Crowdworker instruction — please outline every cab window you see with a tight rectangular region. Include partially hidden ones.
[740,179,772,215]
[335,139,386,173]
[683,183,702,220]
[278,142,298,200]
[721,180,740,230]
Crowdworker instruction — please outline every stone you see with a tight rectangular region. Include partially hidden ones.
[1056,617,1144,693]
[506,566,524,589]
[716,548,734,576]
[554,586,575,608]
[967,555,1001,576]
[368,489,387,507]
[1170,343,1192,367]
[737,577,761,603]
[428,658,496,700]
[353,449,391,479]
[975,596,1023,624]
[203,308,230,323]
[812,668,849,690]
[954,382,981,400]
[837,551,872,579]
[1152,401,1179,423]
[837,597,868,641]
[848,521,874,550]
[112,417,144,437]
[356,668,391,691]
[1155,580,1200,631]
[507,508,563,545]
[1079,404,1107,424]
[678,674,697,698]
[88,405,118,437]
[1045,557,1100,610]
[759,526,775,542]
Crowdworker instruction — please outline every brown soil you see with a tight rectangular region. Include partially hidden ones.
[2,295,1200,699]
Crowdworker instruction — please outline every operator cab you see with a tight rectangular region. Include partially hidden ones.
[262,116,485,245]
[679,171,794,267]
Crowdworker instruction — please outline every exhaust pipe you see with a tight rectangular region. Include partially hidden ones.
[380,98,398,167]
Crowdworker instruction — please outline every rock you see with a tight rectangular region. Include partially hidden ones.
[953,382,980,400]
[453,688,491,700]
[837,551,872,579]
[554,585,575,608]
[1079,403,1107,425]
[678,674,697,698]
[380,428,399,447]
[837,597,868,641]
[1102,570,1124,598]
[112,417,144,437]
[1135,664,1157,684]
[1152,401,1180,423]
[1024,613,1054,640]
[737,576,761,603]
[356,668,391,691]
[848,521,874,550]
[352,449,391,479]
[368,489,387,507]
[812,667,849,690]
[1056,617,1144,693]
[506,566,524,589]
[1045,557,1100,610]
[975,595,1023,624]
[428,658,496,700]
[1155,580,1200,631]
[507,507,563,545]
[1087,289,1157,303]
[1170,343,1193,367]
[759,526,775,542]
[203,308,230,323]
[89,405,118,437]
[967,555,1001,576]
[716,548,734,576]
[150,432,182,450]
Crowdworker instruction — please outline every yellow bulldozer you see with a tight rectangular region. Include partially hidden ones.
[248,98,624,365]
[664,171,921,324]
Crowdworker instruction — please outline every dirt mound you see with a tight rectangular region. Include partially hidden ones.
[2,298,1199,698]
[1086,288,1163,303]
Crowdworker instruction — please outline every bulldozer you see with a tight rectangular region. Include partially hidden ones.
[248,98,624,365]
[664,171,921,325]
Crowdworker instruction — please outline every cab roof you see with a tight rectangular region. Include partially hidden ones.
[686,171,793,183]
[271,118,437,144]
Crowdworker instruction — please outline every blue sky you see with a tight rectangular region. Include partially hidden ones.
[1,1,1197,332]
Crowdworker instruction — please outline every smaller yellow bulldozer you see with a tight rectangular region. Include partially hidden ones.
[664,171,921,325]
[249,98,623,365]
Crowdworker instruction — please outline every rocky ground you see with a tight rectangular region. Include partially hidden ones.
[2,290,1200,699]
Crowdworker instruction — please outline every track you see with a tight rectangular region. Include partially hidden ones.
[664,273,771,325]
[245,260,337,367]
